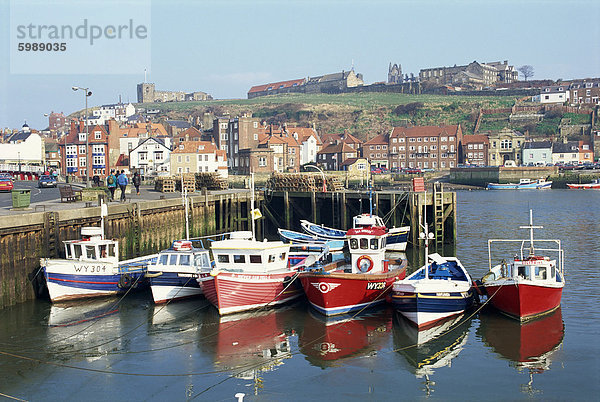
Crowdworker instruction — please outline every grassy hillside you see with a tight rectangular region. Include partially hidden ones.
[133,93,520,141]
[82,92,590,142]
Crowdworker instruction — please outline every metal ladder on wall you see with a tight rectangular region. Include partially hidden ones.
[433,182,444,248]
[331,192,340,229]
[44,212,59,257]
[129,204,141,257]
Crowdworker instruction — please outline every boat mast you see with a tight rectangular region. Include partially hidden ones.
[250,172,255,240]
[368,178,373,217]
[421,198,430,280]
[183,185,190,240]
[519,209,542,256]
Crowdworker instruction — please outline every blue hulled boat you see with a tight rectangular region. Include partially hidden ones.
[278,228,345,252]
[147,240,213,304]
[391,207,474,328]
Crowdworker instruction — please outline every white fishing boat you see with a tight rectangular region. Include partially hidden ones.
[41,226,157,303]
[147,240,213,304]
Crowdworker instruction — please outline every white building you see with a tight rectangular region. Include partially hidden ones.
[90,103,136,125]
[0,124,45,171]
[288,127,322,165]
[532,85,570,104]
[129,137,172,176]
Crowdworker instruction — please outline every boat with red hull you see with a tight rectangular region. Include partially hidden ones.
[200,231,322,315]
[479,210,565,321]
[300,225,407,316]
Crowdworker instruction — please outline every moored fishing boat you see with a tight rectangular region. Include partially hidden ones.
[299,224,407,316]
[300,219,346,240]
[391,206,474,329]
[487,178,552,190]
[41,226,157,303]
[199,231,314,315]
[478,210,564,321]
[147,240,212,304]
[566,179,600,189]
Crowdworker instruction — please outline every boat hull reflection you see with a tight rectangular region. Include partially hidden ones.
[298,307,393,367]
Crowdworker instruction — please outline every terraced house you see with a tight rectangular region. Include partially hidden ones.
[363,125,463,170]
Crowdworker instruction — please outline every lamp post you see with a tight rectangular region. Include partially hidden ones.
[304,164,326,192]
[72,86,92,187]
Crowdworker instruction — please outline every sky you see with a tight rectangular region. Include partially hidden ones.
[1,0,599,130]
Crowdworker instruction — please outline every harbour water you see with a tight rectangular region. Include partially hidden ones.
[0,189,599,401]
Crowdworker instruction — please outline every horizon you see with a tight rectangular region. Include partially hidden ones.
[1,0,599,130]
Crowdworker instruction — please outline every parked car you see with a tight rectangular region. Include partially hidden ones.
[0,178,14,192]
[38,174,57,188]
[0,173,13,182]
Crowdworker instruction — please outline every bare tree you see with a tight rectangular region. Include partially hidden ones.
[518,65,534,81]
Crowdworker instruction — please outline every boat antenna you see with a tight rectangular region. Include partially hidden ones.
[368,179,373,217]
[182,183,190,240]
[520,209,542,256]
[419,193,433,280]
[100,199,108,239]
[250,171,255,240]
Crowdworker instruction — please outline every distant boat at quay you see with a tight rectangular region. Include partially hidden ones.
[566,179,600,189]
[487,178,552,190]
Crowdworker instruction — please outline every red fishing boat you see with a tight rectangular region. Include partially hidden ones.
[479,210,565,321]
[199,231,311,315]
[299,224,407,316]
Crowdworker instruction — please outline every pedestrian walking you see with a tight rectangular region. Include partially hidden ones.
[117,170,128,202]
[133,172,141,195]
[106,170,117,201]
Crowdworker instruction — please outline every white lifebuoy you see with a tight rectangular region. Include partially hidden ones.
[356,255,374,273]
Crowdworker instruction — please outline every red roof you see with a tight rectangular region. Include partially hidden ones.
[363,133,388,145]
[462,134,489,144]
[248,78,305,94]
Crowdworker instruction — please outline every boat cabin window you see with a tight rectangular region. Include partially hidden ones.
[250,255,262,264]
[159,254,169,265]
[86,245,96,259]
[180,254,191,266]
[534,266,547,280]
[218,255,229,263]
[169,254,178,265]
[73,244,82,259]
[349,238,358,249]
[382,237,387,248]
[370,239,378,250]
[517,266,528,279]
[550,265,555,278]
[195,253,210,268]
[269,255,276,263]
[108,244,116,257]
[99,245,107,258]
[360,238,368,249]
[65,245,71,259]
[234,255,245,264]
[279,253,286,261]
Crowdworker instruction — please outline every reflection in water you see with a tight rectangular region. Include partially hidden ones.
[393,313,472,396]
[298,307,393,367]
[198,305,296,396]
[46,298,124,358]
[478,308,564,395]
